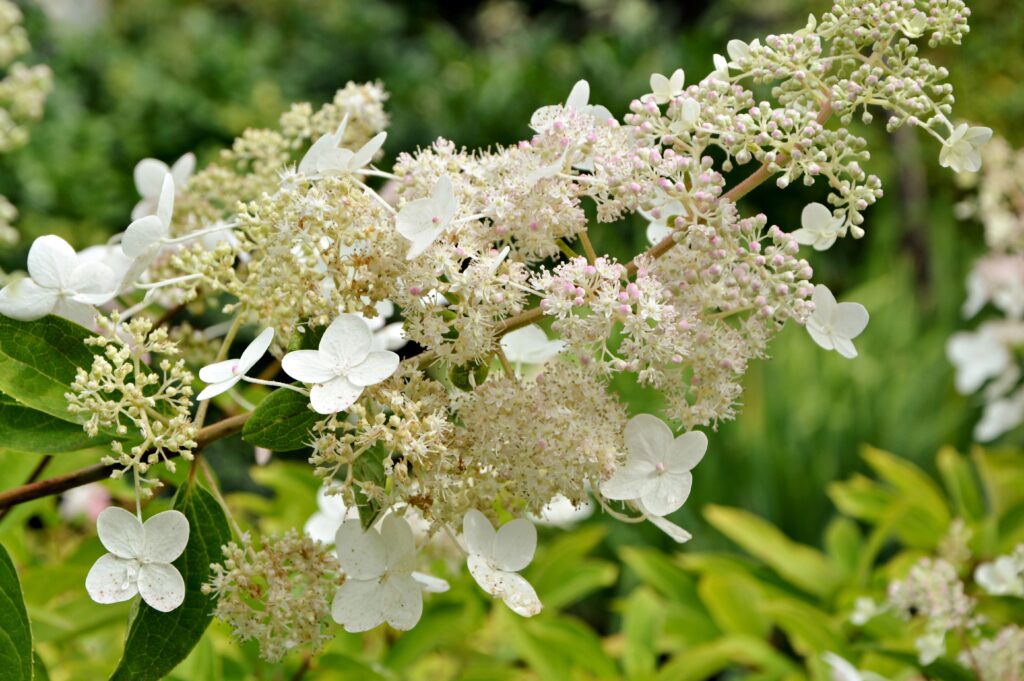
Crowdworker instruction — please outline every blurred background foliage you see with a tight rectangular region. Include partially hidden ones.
[1,0,1023,678]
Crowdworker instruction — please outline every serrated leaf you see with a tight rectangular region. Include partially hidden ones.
[241,388,319,451]
[109,483,231,681]
[0,391,112,454]
[0,543,33,681]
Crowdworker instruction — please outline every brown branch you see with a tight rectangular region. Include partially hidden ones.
[0,455,53,522]
[0,413,251,511]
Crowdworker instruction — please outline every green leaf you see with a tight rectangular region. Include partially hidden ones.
[936,446,984,522]
[0,543,33,681]
[0,391,112,454]
[241,388,319,451]
[696,572,769,638]
[352,443,388,529]
[760,598,847,657]
[655,635,796,681]
[619,546,699,604]
[824,517,863,579]
[529,526,617,609]
[620,587,663,681]
[862,445,950,528]
[704,505,840,599]
[109,482,232,681]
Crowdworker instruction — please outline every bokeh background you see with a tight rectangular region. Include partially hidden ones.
[1,0,1022,679]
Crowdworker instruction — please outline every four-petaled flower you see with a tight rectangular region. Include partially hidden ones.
[463,509,542,617]
[395,176,458,259]
[499,324,565,366]
[529,79,613,133]
[974,556,1024,596]
[600,413,706,517]
[132,153,195,220]
[299,114,387,177]
[792,202,843,251]
[85,506,189,613]
[0,235,115,326]
[806,284,869,359]
[197,327,275,400]
[282,313,400,414]
[331,516,448,632]
[647,68,685,105]
[939,124,992,173]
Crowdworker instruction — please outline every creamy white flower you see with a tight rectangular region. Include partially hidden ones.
[974,556,1024,596]
[939,124,993,173]
[946,328,1011,394]
[792,202,843,251]
[197,327,274,400]
[529,79,614,133]
[85,506,189,613]
[121,172,175,259]
[298,115,386,177]
[641,199,686,245]
[531,494,593,528]
[132,153,195,220]
[331,516,447,632]
[282,314,400,414]
[822,652,888,681]
[899,12,928,38]
[915,631,946,666]
[463,509,542,617]
[500,324,565,366]
[396,176,458,259]
[77,243,137,297]
[637,499,692,544]
[304,487,356,545]
[726,38,760,66]
[0,235,115,326]
[601,414,706,517]
[849,596,880,626]
[806,285,869,359]
[647,68,685,105]
[710,53,730,81]
[976,387,1024,442]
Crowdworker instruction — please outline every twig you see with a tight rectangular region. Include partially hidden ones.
[0,455,53,522]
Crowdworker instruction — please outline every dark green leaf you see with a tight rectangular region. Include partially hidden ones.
[241,388,319,451]
[0,392,112,454]
[109,482,232,681]
[352,443,388,529]
[0,543,33,681]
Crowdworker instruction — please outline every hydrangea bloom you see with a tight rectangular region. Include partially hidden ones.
[463,509,542,617]
[806,285,869,359]
[792,203,843,251]
[197,327,274,400]
[132,153,195,220]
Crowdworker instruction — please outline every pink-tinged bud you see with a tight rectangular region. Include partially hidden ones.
[655,462,666,474]
[529,221,539,232]
[584,265,597,275]
[409,286,423,296]
[574,296,585,306]
[617,304,632,315]
[454,247,466,257]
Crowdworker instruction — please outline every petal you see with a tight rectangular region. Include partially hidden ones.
[791,228,816,246]
[0,279,58,321]
[463,509,497,557]
[832,336,858,359]
[96,506,144,559]
[198,359,239,385]
[432,176,458,224]
[638,502,692,544]
[566,80,590,109]
[142,509,190,563]
[396,196,445,239]
[170,152,196,186]
[381,575,424,630]
[137,562,185,612]
[380,514,417,573]
[332,580,385,632]
[52,298,99,328]
[196,377,239,401]
[833,302,869,339]
[122,215,166,258]
[132,199,156,221]
[801,202,833,231]
[310,376,363,414]
[811,284,837,315]
[68,262,116,305]
[404,228,444,259]
[467,556,542,617]
[281,349,337,384]
[238,327,275,373]
[666,430,707,472]
[156,173,175,228]
[320,314,374,366]
[599,465,657,501]
[642,471,692,517]
[85,554,137,604]
[299,132,337,175]
[347,351,399,387]
[349,132,387,170]
[624,413,674,466]
[493,518,537,572]
[134,159,170,198]
[305,511,343,545]
[27,235,77,288]
[334,519,386,579]
[412,571,450,593]
[649,73,670,101]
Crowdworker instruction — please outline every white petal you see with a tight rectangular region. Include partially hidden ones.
[347,351,399,387]
[170,152,196,187]
[832,336,858,359]
[85,554,138,604]
[811,284,837,315]
[142,510,190,563]
[566,80,590,109]
[310,376,364,414]
[52,298,99,327]
[380,514,417,573]
[199,359,239,385]
[334,519,386,579]
[404,227,444,259]
[600,465,656,501]
[638,502,692,544]
[156,174,175,228]
[0,279,58,320]
[801,202,833,232]
[122,215,166,258]
[833,302,869,339]
[412,571,450,593]
[349,132,387,171]
[432,176,458,224]
[134,159,170,198]
[493,518,537,573]
[320,314,373,367]
[137,562,185,612]
[500,325,564,365]
[397,196,445,239]
[68,262,116,305]
[281,349,337,384]
[131,199,156,221]
[467,556,542,617]
[27,235,77,289]
[642,471,692,517]
[196,377,240,401]
[332,580,385,632]
[96,506,144,559]
[624,413,674,466]
[305,511,343,545]
[238,327,275,373]
[381,575,424,630]
[463,509,497,557]
[299,132,338,176]
[666,430,707,472]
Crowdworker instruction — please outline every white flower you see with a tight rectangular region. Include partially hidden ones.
[647,68,685,105]
[915,631,946,666]
[0,235,115,326]
[85,506,189,613]
[331,516,447,632]
[500,324,565,366]
[710,53,730,81]
[304,486,356,545]
[792,203,843,251]
[360,300,406,352]
[637,500,692,544]
[298,115,387,177]
[600,414,706,517]
[946,328,1011,394]
[939,124,993,173]
[899,12,928,38]
[641,199,686,245]
[463,509,542,617]
[282,313,400,414]
[822,652,888,681]
[726,38,760,66]
[974,556,1024,596]
[132,153,195,220]
[975,387,1024,442]
[849,597,880,626]
[121,172,175,259]
[529,79,614,133]
[395,176,458,259]
[77,243,137,297]
[806,285,869,359]
[531,494,593,528]
[197,327,274,400]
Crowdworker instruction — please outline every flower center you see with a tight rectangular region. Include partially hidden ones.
[655,462,666,475]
